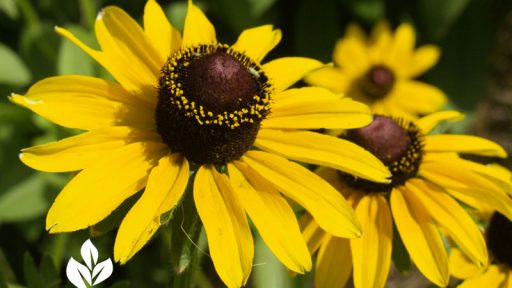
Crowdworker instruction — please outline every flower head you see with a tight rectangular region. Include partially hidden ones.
[302,111,512,288]
[449,211,512,287]
[9,1,391,287]
[305,21,447,119]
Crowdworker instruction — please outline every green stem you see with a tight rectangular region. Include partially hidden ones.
[78,0,96,29]
[169,185,202,288]
[50,234,69,270]
[16,0,40,29]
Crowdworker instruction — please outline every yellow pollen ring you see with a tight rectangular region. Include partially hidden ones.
[158,43,273,130]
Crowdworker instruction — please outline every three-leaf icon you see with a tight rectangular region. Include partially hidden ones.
[66,239,113,288]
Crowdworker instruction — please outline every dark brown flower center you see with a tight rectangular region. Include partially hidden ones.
[187,52,257,114]
[487,212,512,267]
[339,115,423,193]
[156,44,272,165]
[359,65,395,101]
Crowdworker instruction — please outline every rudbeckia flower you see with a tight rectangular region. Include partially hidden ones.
[301,111,512,288]
[305,22,447,119]
[450,212,512,287]
[9,1,391,287]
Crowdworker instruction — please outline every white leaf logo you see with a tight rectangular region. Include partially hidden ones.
[81,239,98,270]
[66,239,114,287]
[92,259,114,285]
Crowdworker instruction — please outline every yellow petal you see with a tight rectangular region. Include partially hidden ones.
[255,129,390,183]
[228,163,311,273]
[407,45,440,77]
[232,25,281,62]
[333,36,369,74]
[264,87,372,129]
[303,66,350,93]
[46,142,168,232]
[212,168,254,285]
[114,153,189,263]
[423,153,512,193]
[449,248,487,279]
[299,213,329,255]
[54,27,158,99]
[425,134,507,158]
[459,265,508,288]
[96,6,163,96]
[504,271,512,288]
[193,166,249,288]
[315,235,352,288]
[144,0,182,61]
[9,76,154,130]
[391,80,447,115]
[384,23,415,75]
[368,20,392,62]
[242,150,361,238]
[98,6,162,73]
[182,0,216,46]
[390,187,449,287]
[315,166,354,200]
[370,20,392,42]
[406,179,488,267]
[20,126,160,172]
[415,110,464,133]
[350,194,392,288]
[372,98,417,120]
[345,22,366,41]
[263,57,323,92]
[420,161,512,220]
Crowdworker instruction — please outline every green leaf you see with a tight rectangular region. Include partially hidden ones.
[166,2,188,32]
[57,25,95,76]
[39,256,59,288]
[19,22,59,80]
[0,0,18,19]
[109,281,131,288]
[391,222,411,272]
[23,253,43,288]
[0,174,48,223]
[0,272,6,288]
[247,0,275,18]
[31,115,59,145]
[342,0,384,23]
[252,234,293,288]
[418,0,470,41]
[5,284,24,288]
[0,249,17,285]
[0,43,32,86]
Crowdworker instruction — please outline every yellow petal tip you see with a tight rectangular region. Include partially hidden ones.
[54,26,66,34]
[96,9,105,20]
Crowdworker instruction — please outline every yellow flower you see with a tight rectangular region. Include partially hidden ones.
[301,111,512,288]
[9,1,391,287]
[305,21,447,119]
[449,212,512,288]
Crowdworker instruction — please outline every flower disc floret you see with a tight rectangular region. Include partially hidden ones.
[487,212,512,268]
[340,115,423,193]
[358,65,396,100]
[156,44,272,165]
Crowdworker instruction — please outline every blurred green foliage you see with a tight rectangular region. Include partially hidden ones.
[0,0,507,287]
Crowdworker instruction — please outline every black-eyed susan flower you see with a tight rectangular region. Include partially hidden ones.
[305,22,447,119]
[301,111,512,288]
[9,1,391,287]
[449,212,512,287]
